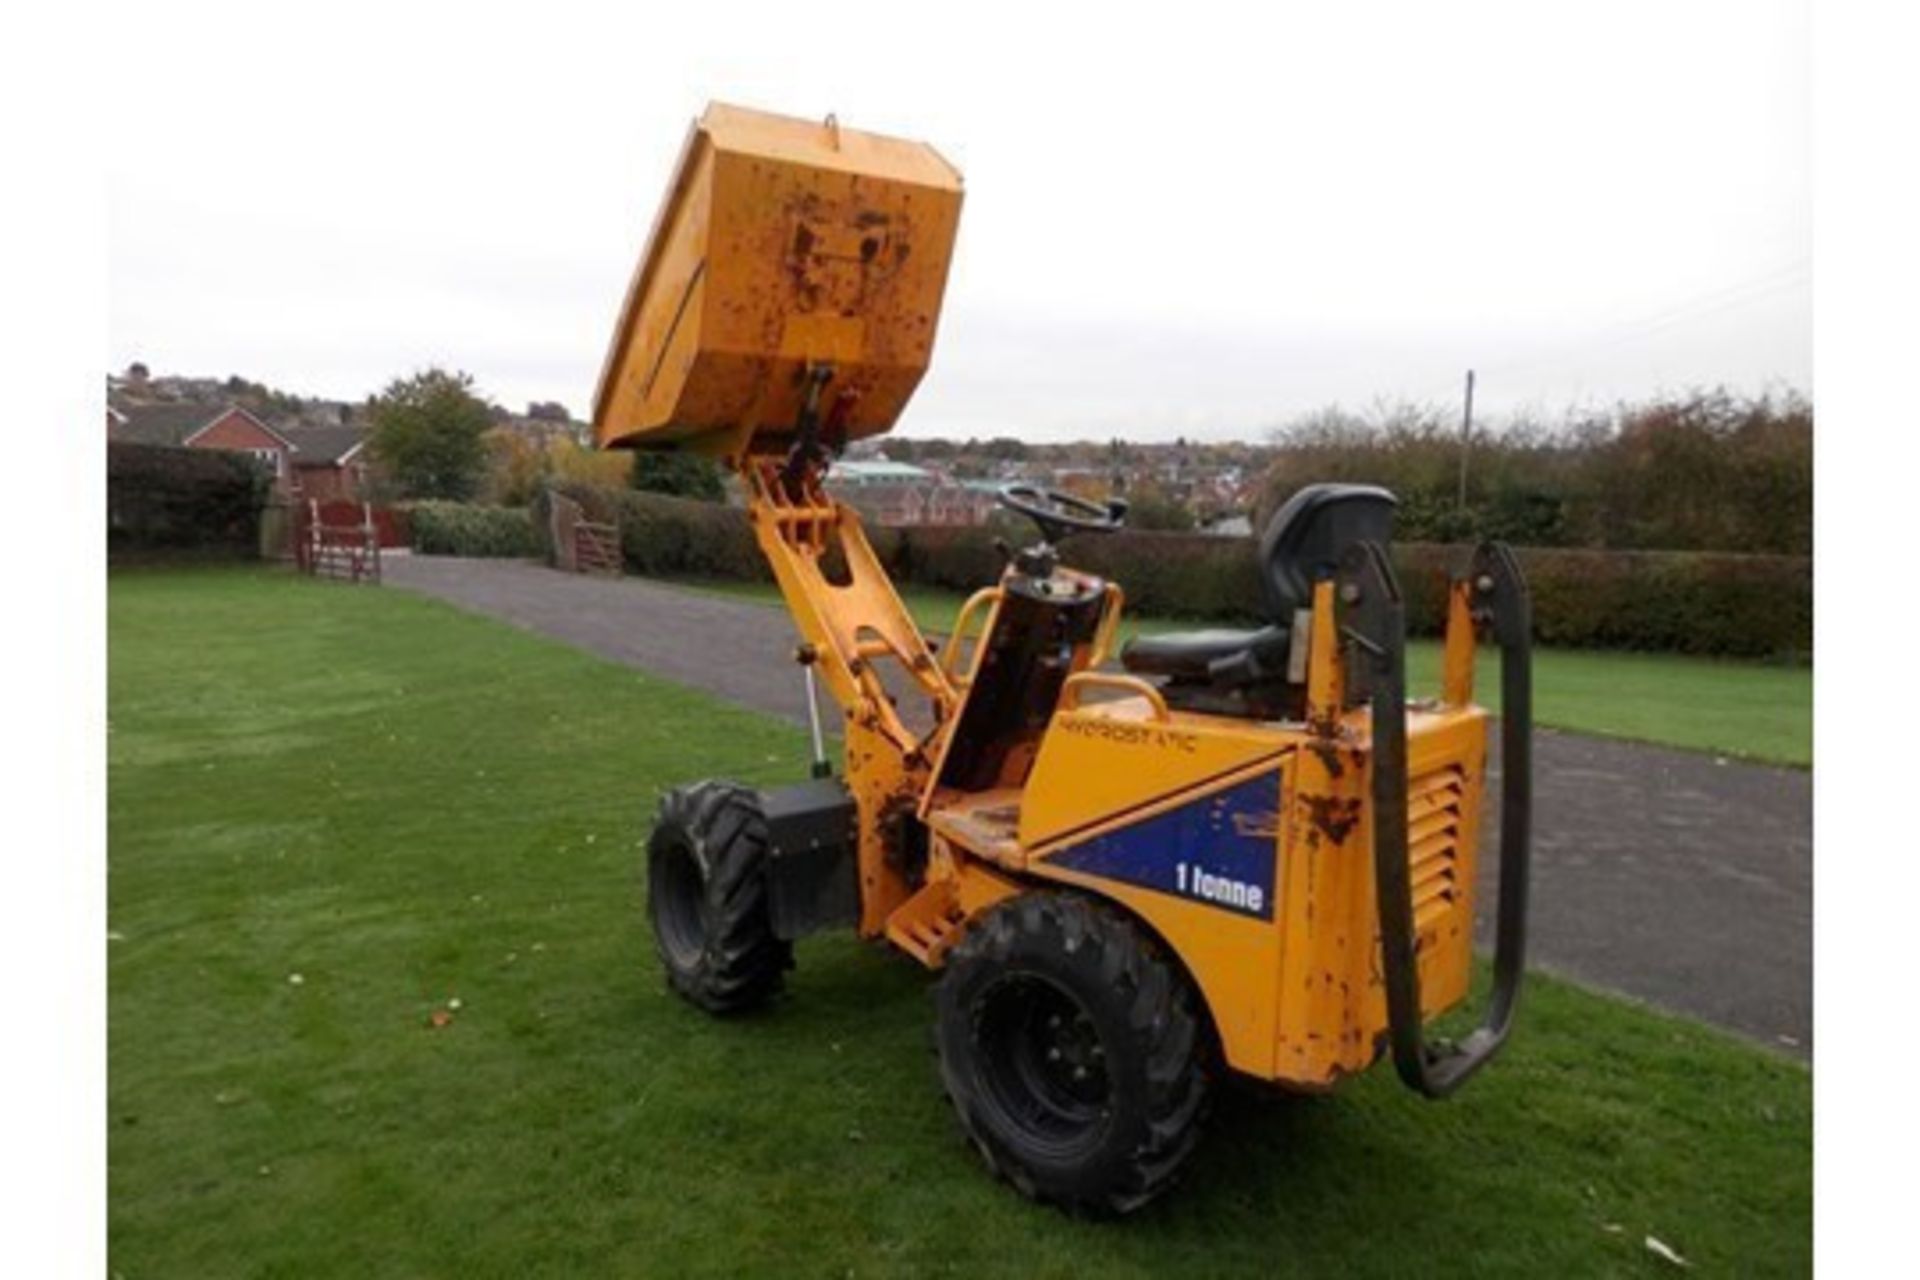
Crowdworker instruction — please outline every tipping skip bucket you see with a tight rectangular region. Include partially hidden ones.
[592,102,964,457]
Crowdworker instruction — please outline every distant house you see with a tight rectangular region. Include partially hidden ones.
[824,460,997,527]
[109,402,297,496]
[281,425,370,502]
[930,480,1003,526]
[108,401,371,502]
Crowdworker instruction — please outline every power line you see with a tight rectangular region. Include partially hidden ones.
[1403,256,1810,404]
[1478,259,1809,384]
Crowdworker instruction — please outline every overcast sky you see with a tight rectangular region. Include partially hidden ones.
[107,1,1808,442]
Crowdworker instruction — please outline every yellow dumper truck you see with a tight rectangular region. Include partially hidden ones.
[593,103,1535,1213]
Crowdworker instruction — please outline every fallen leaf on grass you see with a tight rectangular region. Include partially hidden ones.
[1645,1236,1690,1268]
[428,1010,454,1029]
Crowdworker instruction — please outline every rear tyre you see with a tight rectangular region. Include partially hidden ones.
[934,892,1212,1215]
[646,781,791,1014]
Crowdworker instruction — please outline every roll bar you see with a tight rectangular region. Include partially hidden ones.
[1338,540,1534,1099]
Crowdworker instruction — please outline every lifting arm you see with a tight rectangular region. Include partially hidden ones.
[741,454,957,762]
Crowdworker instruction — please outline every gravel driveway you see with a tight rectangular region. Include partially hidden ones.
[386,555,1812,1057]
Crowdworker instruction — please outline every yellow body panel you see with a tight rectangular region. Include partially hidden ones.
[1016,697,1289,850]
[592,102,963,456]
[1015,696,1488,1086]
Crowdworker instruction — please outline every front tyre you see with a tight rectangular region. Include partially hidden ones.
[646,781,791,1014]
[934,892,1213,1215]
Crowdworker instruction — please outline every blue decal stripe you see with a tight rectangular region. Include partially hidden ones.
[1044,772,1282,919]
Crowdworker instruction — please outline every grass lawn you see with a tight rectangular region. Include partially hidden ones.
[674,577,1812,768]
[110,569,1810,1276]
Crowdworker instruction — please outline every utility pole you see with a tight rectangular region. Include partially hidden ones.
[1456,368,1476,510]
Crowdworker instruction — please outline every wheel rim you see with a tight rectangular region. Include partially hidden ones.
[652,840,707,969]
[971,972,1113,1159]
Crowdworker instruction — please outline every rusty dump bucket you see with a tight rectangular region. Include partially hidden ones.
[592,102,964,457]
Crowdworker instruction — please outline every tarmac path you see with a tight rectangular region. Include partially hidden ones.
[385,555,1812,1057]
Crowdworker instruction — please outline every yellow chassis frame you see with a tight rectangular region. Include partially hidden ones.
[743,454,1493,1091]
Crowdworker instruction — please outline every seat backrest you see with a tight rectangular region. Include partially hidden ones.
[1257,483,1398,620]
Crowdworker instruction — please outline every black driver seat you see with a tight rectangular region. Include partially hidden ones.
[1120,484,1397,716]
[1119,625,1291,681]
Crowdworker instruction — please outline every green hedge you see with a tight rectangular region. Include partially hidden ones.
[508,485,1813,659]
[401,502,539,558]
[108,442,269,559]
[535,484,778,580]
[1411,545,1812,660]
[895,525,1261,622]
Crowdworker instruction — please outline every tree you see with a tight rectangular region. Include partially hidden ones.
[368,368,494,500]
[631,450,725,502]
[481,428,547,506]
[483,428,633,505]
[548,436,633,490]
[1250,389,1810,553]
[1125,486,1197,532]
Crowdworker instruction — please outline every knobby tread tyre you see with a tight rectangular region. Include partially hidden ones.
[934,891,1213,1215]
[646,780,792,1014]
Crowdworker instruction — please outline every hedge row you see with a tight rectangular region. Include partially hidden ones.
[1392,544,1811,658]
[400,501,540,558]
[420,488,1811,658]
[899,524,1811,659]
[108,442,268,559]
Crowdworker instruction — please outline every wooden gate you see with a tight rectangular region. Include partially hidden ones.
[296,499,382,583]
[549,493,621,576]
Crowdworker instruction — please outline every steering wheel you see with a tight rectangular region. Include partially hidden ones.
[997,484,1128,545]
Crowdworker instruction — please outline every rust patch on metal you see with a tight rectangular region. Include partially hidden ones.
[877,790,925,885]
[1301,795,1363,846]
[1308,736,1346,778]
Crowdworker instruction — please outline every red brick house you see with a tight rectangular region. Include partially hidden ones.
[108,403,371,502]
[280,425,370,502]
[824,460,998,526]
[110,403,298,497]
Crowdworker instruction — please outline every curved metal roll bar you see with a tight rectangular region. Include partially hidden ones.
[1338,540,1534,1099]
